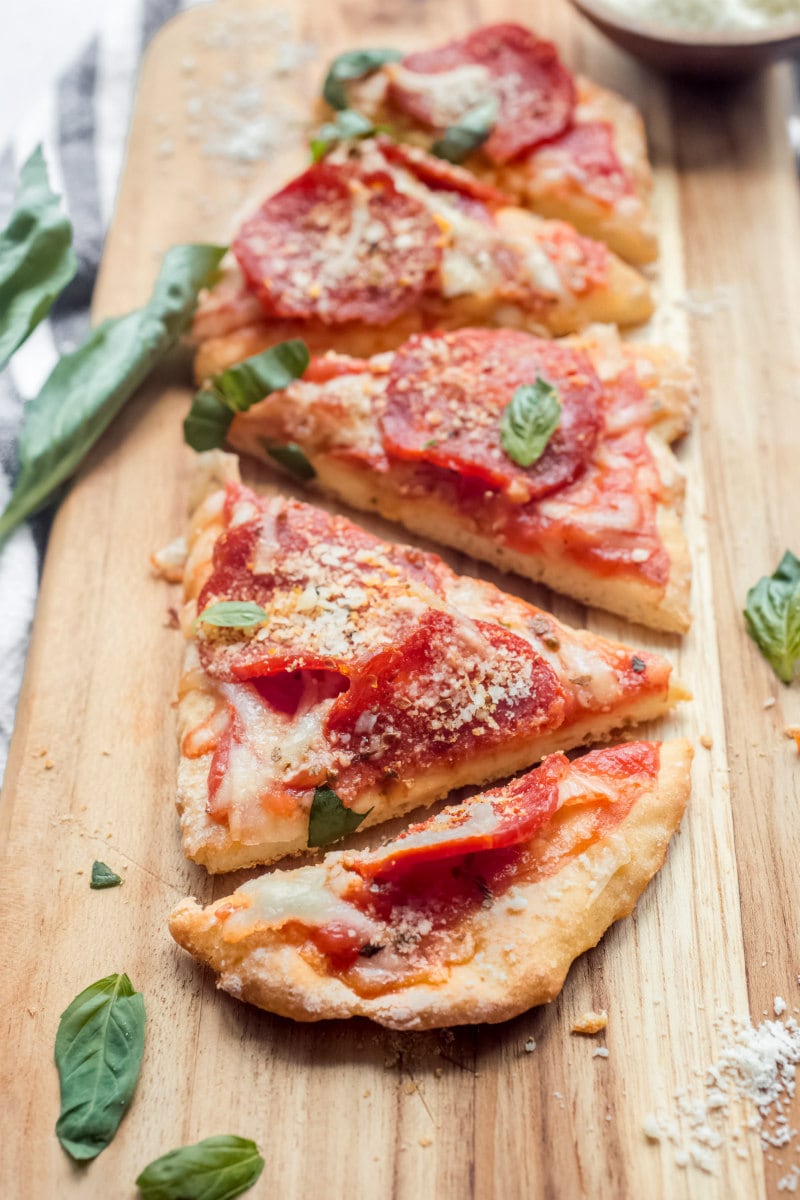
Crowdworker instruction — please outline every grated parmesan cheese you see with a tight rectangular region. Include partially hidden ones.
[643,1000,800,1181]
[598,0,800,31]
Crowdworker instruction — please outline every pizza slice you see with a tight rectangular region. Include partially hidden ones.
[330,23,657,265]
[192,137,652,383]
[224,325,694,632]
[171,455,687,872]
[169,739,692,1029]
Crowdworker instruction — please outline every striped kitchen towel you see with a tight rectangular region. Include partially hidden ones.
[0,0,198,776]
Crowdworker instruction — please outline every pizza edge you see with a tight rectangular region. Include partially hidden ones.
[169,738,692,1029]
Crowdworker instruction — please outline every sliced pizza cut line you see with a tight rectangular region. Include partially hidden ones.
[333,23,657,265]
[191,137,652,382]
[225,325,695,632]
[169,739,692,1029]
[174,458,687,873]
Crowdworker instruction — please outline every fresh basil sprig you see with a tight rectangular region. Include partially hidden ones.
[323,47,402,110]
[500,376,562,468]
[184,339,309,452]
[0,242,225,545]
[262,441,316,481]
[310,109,376,162]
[136,1135,265,1200]
[55,973,146,1161]
[0,145,77,372]
[90,861,123,889]
[431,95,499,165]
[744,550,800,684]
[198,601,267,629]
[308,784,372,848]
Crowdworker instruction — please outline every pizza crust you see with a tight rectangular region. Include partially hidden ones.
[169,739,692,1029]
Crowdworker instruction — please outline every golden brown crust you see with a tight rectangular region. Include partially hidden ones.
[169,740,692,1029]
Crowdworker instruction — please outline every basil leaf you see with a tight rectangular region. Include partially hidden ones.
[0,145,77,372]
[90,861,123,889]
[310,109,376,162]
[136,1135,264,1200]
[55,973,146,1161]
[308,784,372,848]
[198,601,267,628]
[184,339,310,451]
[744,550,800,684]
[263,441,316,481]
[431,95,499,165]
[500,376,562,468]
[323,47,402,110]
[0,242,225,545]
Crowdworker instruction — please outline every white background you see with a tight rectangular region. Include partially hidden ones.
[2,0,110,148]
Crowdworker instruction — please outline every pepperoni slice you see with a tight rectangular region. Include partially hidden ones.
[197,488,449,683]
[537,121,634,205]
[390,23,575,164]
[376,136,510,208]
[232,160,443,325]
[380,329,603,501]
[324,609,565,800]
[352,752,568,880]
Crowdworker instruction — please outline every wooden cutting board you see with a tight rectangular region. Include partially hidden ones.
[2,1,799,1196]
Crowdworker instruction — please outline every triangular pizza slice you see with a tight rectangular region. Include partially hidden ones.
[170,739,692,1028]
[226,325,694,631]
[192,137,652,382]
[329,22,657,264]
[166,456,687,872]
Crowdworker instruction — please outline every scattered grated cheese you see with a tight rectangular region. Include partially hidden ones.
[643,1002,800,1182]
[675,285,733,317]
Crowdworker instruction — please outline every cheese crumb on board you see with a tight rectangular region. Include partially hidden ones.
[643,1002,800,1179]
[572,1010,609,1034]
[699,734,713,750]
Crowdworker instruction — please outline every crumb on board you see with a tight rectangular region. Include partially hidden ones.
[699,734,713,750]
[784,726,800,752]
[572,1010,608,1035]
[44,760,54,770]
[418,1137,433,1148]
[763,697,776,709]
[593,1047,610,1059]
[524,1037,537,1053]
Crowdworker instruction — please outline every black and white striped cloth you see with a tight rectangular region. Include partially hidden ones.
[0,0,201,775]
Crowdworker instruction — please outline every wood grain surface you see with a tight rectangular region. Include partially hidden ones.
[1,1,799,1197]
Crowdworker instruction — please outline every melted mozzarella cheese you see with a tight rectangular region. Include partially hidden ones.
[226,865,382,942]
[389,63,492,128]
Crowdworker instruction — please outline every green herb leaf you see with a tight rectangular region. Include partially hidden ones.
[0,145,77,372]
[263,441,316,481]
[136,1135,264,1200]
[500,376,562,468]
[198,601,267,628]
[431,95,499,165]
[0,243,225,545]
[310,109,376,162]
[323,47,402,110]
[55,973,146,1161]
[184,339,310,451]
[744,550,800,684]
[308,785,372,848]
[90,861,122,889]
